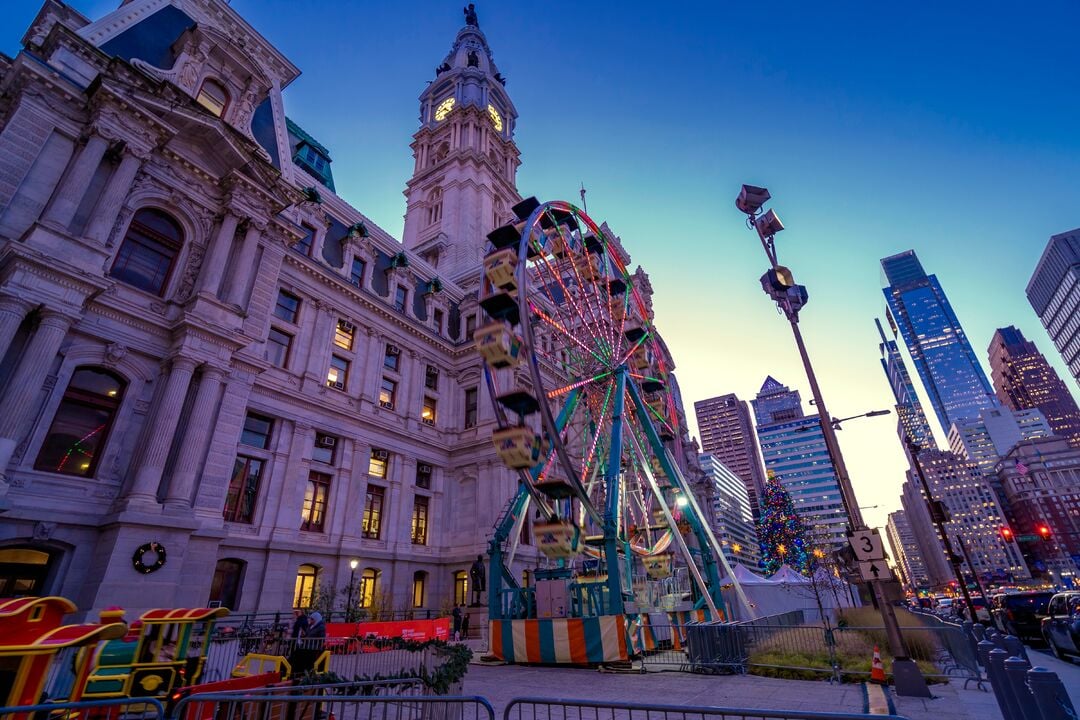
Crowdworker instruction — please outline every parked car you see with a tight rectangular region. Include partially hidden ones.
[1041,591,1080,659]
[991,591,1055,640]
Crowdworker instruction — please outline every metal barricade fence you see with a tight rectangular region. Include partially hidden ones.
[503,697,909,720]
[173,693,494,720]
[0,697,164,720]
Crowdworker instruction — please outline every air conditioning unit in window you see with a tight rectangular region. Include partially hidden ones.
[418,463,433,474]
[330,381,345,390]
[387,344,401,355]
[422,418,435,426]
[379,400,395,409]
[340,320,356,332]
[373,449,389,460]
[317,435,336,448]
[427,366,440,376]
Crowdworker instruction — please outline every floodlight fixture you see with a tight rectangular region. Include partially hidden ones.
[736,184,771,215]
[755,208,784,237]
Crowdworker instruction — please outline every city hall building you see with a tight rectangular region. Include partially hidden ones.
[0,0,698,616]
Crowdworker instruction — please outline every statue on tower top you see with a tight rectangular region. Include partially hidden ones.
[463,4,479,27]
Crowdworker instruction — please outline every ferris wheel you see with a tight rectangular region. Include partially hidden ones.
[475,197,729,619]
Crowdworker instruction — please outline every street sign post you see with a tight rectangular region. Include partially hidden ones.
[849,529,885,561]
[858,560,894,582]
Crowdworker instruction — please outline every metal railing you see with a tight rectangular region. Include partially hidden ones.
[0,697,164,720]
[173,693,494,720]
[503,697,909,720]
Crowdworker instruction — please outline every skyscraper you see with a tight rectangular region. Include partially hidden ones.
[699,454,760,569]
[875,318,937,450]
[751,377,847,551]
[885,510,931,590]
[881,250,998,434]
[694,394,768,520]
[988,326,1080,448]
[1026,229,1080,387]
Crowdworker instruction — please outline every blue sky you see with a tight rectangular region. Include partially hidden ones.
[4,1,1079,537]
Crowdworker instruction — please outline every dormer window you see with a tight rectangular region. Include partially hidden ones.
[196,78,229,117]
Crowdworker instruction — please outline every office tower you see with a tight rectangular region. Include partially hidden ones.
[699,454,760,570]
[751,377,847,552]
[885,510,931,590]
[989,326,1080,448]
[694,394,768,520]
[902,450,1029,587]
[1026,230,1080,386]
[995,437,1080,586]
[881,250,998,434]
[875,318,938,450]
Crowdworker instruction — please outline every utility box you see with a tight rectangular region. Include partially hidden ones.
[535,578,569,618]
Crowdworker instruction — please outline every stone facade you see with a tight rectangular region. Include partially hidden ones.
[0,0,697,618]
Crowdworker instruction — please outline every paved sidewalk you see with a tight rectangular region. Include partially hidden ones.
[461,664,1003,720]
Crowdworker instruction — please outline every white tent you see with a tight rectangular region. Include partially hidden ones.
[720,563,859,621]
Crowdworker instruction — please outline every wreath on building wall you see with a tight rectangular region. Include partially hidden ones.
[132,541,167,574]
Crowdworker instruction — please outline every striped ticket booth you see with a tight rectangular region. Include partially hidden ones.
[489,615,629,664]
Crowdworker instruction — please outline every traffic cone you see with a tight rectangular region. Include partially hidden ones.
[870,645,886,684]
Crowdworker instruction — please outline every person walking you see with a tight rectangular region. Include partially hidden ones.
[452,604,462,641]
[291,610,309,639]
[306,611,326,640]
[461,611,470,640]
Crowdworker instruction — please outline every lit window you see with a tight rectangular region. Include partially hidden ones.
[241,412,273,449]
[358,568,379,607]
[350,258,366,287]
[369,449,388,478]
[110,208,183,296]
[35,367,125,477]
[224,456,263,523]
[334,319,355,350]
[412,571,427,608]
[301,471,331,532]
[411,495,429,545]
[379,378,397,408]
[265,327,291,368]
[327,356,349,389]
[464,387,478,429]
[362,485,385,538]
[384,345,400,371]
[425,365,439,390]
[394,286,408,312]
[422,396,437,425]
[313,432,336,465]
[274,290,300,323]
[196,78,229,117]
[293,563,320,608]
[454,570,468,606]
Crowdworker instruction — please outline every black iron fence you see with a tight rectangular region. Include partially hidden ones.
[502,697,908,720]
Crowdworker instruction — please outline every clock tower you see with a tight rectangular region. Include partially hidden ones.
[402,9,521,283]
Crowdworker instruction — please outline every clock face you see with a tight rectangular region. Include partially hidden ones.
[434,97,456,122]
[487,104,503,131]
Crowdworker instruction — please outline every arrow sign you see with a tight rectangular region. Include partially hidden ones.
[848,529,885,562]
[858,560,894,582]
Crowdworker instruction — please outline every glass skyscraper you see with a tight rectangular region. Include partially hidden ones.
[751,377,848,551]
[875,317,937,450]
[881,250,998,434]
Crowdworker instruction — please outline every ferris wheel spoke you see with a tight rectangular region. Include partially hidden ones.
[545,371,613,399]
[529,301,607,366]
[529,240,611,360]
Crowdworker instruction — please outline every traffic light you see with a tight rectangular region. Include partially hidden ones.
[1000,527,1014,541]
[1038,525,1052,541]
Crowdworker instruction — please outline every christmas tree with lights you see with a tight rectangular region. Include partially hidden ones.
[757,471,810,576]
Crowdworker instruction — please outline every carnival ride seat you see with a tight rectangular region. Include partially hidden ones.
[484,248,518,292]
[479,289,520,325]
[534,475,575,499]
[496,389,540,416]
[474,321,523,368]
[491,426,541,469]
[534,519,577,559]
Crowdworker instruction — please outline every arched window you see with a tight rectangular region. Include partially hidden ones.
[293,563,320,609]
[196,78,230,117]
[358,568,380,608]
[35,367,125,477]
[412,571,427,608]
[110,208,183,296]
[209,558,246,610]
[0,546,56,598]
[426,187,443,226]
[453,570,468,607]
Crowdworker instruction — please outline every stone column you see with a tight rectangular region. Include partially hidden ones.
[125,356,198,504]
[85,149,146,244]
[0,311,73,474]
[0,296,33,363]
[41,134,110,228]
[305,301,335,383]
[226,222,262,306]
[197,212,240,298]
[164,366,225,510]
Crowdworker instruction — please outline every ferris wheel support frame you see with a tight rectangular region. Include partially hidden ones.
[602,367,629,615]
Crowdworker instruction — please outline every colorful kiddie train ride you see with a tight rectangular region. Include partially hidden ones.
[476,198,747,665]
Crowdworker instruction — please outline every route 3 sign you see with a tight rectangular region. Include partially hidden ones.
[858,560,894,582]
[848,529,885,562]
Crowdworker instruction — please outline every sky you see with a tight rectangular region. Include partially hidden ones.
[4,1,1079,540]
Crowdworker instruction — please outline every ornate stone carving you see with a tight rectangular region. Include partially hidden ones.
[104,343,129,365]
[133,400,151,414]
[175,243,206,302]
[33,521,56,540]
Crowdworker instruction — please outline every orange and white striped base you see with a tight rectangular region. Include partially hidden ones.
[489,616,629,664]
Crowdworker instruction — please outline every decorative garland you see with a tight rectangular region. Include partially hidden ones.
[132,542,167,574]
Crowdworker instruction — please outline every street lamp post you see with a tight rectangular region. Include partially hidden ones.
[346,558,359,622]
[737,184,930,698]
